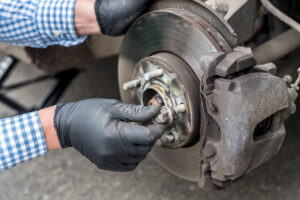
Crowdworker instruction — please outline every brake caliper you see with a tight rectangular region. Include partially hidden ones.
[198,47,298,188]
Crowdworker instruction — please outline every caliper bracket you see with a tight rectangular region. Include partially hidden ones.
[198,46,296,188]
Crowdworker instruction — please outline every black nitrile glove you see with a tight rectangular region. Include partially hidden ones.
[94,0,150,36]
[54,98,165,172]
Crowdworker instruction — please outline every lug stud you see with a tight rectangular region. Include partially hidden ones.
[122,79,141,90]
[144,69,164,81]
[174,104,187,113]
[162,133,175,143]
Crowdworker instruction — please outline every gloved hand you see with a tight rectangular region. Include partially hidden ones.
[54,98,165,171]
[94,0,150,36]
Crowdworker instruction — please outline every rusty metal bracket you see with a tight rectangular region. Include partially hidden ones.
[198,47,294,188]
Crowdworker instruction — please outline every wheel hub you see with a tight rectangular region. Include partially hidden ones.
[129,53,199,148]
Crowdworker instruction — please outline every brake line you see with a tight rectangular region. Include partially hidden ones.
[260,0,300,34]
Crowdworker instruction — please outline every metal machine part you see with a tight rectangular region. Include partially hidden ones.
[119,4,230,183]
[125,53,200,148]
[199,51,291,186]
[260,0,300,34]
[118,0,298,189]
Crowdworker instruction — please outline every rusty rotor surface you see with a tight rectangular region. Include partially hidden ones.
[118,1,233,182]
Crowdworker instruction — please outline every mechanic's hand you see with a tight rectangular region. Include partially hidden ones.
[94,0,150,36]
[54,98,165,171]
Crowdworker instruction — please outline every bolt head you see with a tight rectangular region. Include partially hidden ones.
[283,75,292,84]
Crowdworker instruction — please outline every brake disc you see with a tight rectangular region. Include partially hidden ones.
[118,0,298,189]
[118,1,233,182]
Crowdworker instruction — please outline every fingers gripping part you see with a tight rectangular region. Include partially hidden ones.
[114,103,161,122]
[121,123,165,146]
[54,98,165,172]
[147,124,167,142]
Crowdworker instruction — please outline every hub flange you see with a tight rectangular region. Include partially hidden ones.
[129,53,200,148]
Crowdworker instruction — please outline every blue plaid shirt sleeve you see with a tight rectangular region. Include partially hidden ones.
[0,111,47,172]
[0,0,87,48]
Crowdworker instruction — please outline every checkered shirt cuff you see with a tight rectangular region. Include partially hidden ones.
[0,111,47,172]
[36,0,87,47]
[0,0,86,48]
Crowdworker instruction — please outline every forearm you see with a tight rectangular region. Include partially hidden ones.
[0,106,63,172]
[38,106,61,151]
[74,0,101,36]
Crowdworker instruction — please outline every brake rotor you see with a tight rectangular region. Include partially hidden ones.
[118,1,233,182]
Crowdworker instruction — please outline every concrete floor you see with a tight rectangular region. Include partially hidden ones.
[0,52,300,200]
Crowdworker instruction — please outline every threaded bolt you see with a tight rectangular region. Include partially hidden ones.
[144,69,164,81]
[160,133,175,144]
[174,104,187,113]
[122,79,141,90]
